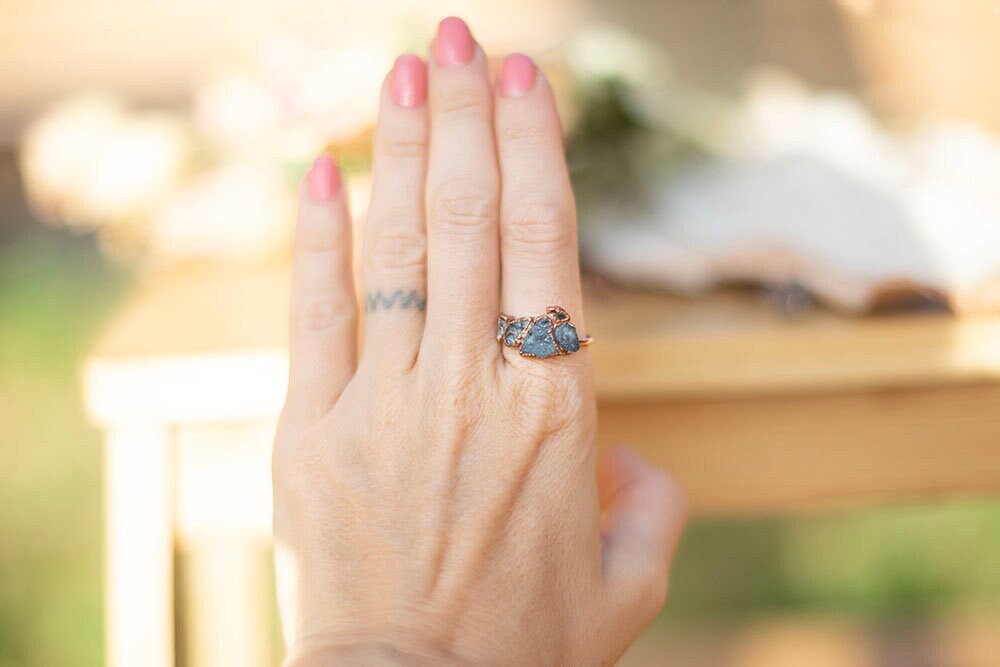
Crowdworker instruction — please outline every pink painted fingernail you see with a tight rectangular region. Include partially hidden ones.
[435,16,474,66]
[499,53,537,98]
[391,54,428,108]
[307,154,341,201]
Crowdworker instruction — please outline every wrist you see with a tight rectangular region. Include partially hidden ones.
[284,643,400,667]
[284,638,459,667]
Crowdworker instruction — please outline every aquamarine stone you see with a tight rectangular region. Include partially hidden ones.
[520,319,559,358]
[548,307,570,322]
[503,319,528,346]
[553,322,580,352]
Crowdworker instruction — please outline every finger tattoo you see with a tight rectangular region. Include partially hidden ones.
[365,289,427,313]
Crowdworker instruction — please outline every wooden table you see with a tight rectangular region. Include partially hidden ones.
[84,262,1000,667]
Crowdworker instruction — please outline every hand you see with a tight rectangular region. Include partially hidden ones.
[273,17,686,666]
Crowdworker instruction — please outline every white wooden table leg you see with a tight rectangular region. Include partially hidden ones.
[174,424,278,667]
[181,537,272,667]
[104,427,174,667]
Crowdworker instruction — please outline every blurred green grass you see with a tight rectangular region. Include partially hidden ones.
[0,225,130,667]
[665,502,1000,623]
[0,224,998,667]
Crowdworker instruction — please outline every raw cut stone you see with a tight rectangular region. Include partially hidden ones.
[520,319,559,358]
[553,322,580,352]
[548,307,570,322]
[503,319,528,346]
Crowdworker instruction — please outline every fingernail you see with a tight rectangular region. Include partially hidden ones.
[391,54,428,108]
[307,154,341,201]
[435,16,474,66]
[499,53,536,98]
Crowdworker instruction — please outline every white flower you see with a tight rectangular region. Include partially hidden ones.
[20,94,189,229]
[727,70,902,187]
[150,162,292,261]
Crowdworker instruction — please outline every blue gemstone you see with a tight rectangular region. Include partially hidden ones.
[503,319,528,346]
[520,319,559,358]
[496,316,508,340]
[548,307,570,322]
[553,322,580,352]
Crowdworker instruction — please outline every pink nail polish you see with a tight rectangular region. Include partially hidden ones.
[499,53,537,98]
[307,154,341,201]
[435,16,474,66]
[391,54,428,108]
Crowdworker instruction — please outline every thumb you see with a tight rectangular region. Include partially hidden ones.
[598,445,687,627]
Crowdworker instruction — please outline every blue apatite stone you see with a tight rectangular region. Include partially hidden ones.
[496,316,508,340]
[503,319,528,346]
[520,319,559,358]
[553,322,580,352]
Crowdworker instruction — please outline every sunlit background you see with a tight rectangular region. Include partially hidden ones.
[2,1,1000,666]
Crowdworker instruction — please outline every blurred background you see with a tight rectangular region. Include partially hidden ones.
[2,1,1000,666]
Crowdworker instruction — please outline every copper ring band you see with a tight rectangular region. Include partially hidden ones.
[496,306,592,359]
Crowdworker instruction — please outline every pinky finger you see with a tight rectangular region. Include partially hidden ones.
[599,446,687,648]
[286,154,358,420]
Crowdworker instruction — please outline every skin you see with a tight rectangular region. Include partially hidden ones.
[274,18,687,666]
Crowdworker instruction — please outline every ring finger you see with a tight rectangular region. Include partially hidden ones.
[494,54,586,364]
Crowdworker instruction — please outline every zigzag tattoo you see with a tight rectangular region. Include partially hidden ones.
[365,289,427,313]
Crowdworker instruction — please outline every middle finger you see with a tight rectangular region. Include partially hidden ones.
[421,17,501,365]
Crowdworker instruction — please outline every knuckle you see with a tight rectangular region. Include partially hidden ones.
[507,365,583,433]
[272,427,326,502]
[427,389,482,440]
[294,297,356,333]
[428,363,486,415]
[434,86,489,117]
[431,184,498,233]
[499,118,550,146]
[367,224,427,271]
[296,217,344,253]
[274,433,368,515]
[379,133,427,160]
[504,201,573,253]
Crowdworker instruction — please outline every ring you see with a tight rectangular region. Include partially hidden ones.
[497,306,593,358]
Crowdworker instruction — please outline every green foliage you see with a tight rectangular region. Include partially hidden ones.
[664,504,1000,623]
[565,77,706,221]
